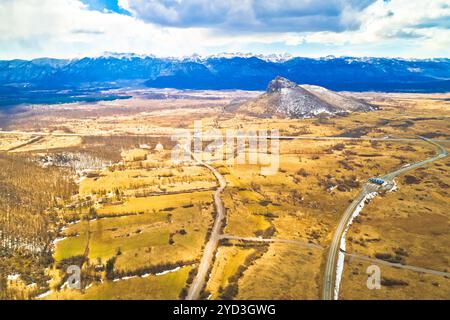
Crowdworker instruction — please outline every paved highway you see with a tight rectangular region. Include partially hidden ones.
[185,150,227,300]
[322,184,378,300]
[2,130,447,299]
[322,136,448,300]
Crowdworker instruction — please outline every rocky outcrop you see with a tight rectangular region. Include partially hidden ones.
[236,76,374,118]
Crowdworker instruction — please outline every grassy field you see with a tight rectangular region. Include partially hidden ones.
[0,134,35,151]
[96,191,213,216]
[48,147,216,299]
[340,155,450,299]
[55,192,214,268]
[80,166,215,196]
[10,135,82,152]
[236,243,322,300]
[220,139,434,245]
[1,91,449,300]
[205,246,256,299]
[45,266,192,300]
[340,259,450,300]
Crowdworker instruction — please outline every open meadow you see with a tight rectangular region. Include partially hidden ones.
[0,89,449,300]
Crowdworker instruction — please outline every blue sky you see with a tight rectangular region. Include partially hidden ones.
[81,0,130,15]
[0,0,449,59]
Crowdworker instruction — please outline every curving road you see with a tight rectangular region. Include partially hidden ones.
[3,129,448,299]
[186,150,227,300]
[322,136,449,300]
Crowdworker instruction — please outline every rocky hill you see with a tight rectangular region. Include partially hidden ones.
[235,76,374,118]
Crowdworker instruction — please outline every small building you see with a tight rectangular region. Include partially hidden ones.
[368,177,385,185]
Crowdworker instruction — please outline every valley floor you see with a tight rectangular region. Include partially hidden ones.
[0,89,449,300]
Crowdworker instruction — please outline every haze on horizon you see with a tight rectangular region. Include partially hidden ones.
[1,0,450,60]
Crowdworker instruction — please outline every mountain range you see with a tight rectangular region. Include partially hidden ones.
[1,54,450,104]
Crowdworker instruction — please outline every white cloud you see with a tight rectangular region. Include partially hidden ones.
[0,0,449,59]
[301,1,450,47]
[121,0,374,32]
[0,0,233,59]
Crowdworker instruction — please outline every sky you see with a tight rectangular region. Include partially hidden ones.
[0,0,449,59]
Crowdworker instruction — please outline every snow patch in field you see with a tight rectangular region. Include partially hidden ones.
[156,266,180,276]
[334,191,378,300]
[387,180,398,193]
[113,275,139,282]
[327,185,337,192]
[112,266,182,282]
[7,274,20,281]
[36,290,52,299]
[52,237,66,245]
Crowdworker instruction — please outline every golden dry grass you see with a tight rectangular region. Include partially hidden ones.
[3,90,449,300]
[205,246,256,299]
[10,135,82,152]
[340,259,450,300]
[45,266,192,300]
[236,243,322,299]
[341,157,450,300]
